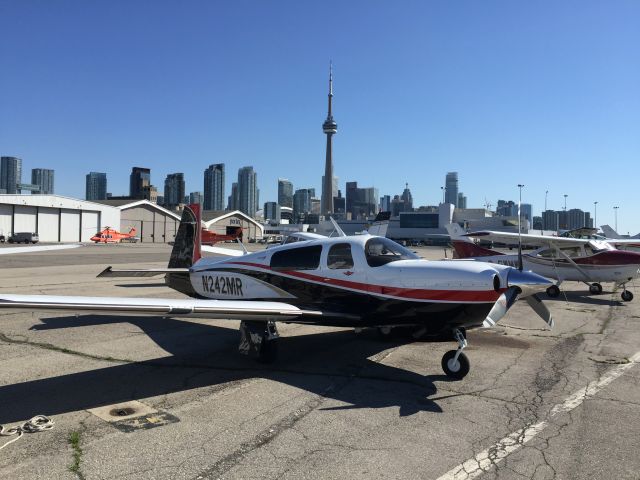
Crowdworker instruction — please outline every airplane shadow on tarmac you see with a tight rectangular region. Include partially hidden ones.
[543,290,625,306]
[0,316,452,423]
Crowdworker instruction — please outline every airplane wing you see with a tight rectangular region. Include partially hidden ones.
[0,294,324,322]
[466,230,593,247]
[0,244,82,255]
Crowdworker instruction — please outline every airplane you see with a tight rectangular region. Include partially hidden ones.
[0,205,554,380]
[601,225,640,240]
[201,226,242,245]
[90,226,138,244]
[445,223,640,302]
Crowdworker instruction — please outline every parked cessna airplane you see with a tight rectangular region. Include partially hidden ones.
[0,206,554,379]
[90,226,138,243]
[601,225,640,240]
[446,223,640,302]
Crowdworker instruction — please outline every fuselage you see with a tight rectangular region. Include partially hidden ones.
[173,235,527,332]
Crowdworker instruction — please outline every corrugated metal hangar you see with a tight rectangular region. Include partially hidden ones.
[0,195,120,242]
[203,210,264,242]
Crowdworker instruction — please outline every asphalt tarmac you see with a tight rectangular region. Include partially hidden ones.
[0,243,639,479]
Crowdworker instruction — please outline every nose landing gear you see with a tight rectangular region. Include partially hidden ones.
[441,328,470,379]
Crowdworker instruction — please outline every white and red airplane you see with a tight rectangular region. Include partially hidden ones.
[446,223,640,302]
[0,206,554,380]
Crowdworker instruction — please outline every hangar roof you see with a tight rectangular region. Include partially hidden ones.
[202,209,264,235]
[0,194,119,213]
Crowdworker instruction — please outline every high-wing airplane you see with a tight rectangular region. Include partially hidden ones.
[446,223,640,302]
[597,225,640,252]
[0,206,554,380]
[601,225,640,240]
[90,226,138,243]
[201,226,242,245]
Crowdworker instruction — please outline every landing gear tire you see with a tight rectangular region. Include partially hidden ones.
[441,350,470,380]
[589,283,603,295]
[621,290,634,302]
[546,285,560,298]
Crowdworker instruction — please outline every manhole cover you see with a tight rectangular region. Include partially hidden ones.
[110,407,137,417]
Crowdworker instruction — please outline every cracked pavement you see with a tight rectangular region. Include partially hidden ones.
[0,243,639,479]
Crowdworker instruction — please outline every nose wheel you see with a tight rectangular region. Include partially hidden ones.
[441,328,470,379]
[621,290,634,302]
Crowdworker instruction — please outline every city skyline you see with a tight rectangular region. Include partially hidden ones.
[2,3,638,233]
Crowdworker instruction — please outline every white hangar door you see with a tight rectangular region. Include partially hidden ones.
[60,209,81,242]
[81,211,100,242]
[13,206,37,233]
[37,207,60,242]
[0,204,12,237]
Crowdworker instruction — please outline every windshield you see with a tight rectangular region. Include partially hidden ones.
[365,237,419,267]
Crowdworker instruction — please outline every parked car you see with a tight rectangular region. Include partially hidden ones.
[0,233,5,243]
[8,232,39,244]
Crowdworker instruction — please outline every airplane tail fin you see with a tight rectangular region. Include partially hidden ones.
[600,225,618,238]
[168,204,201,268]
[444,223,503,259]
[367,211,391,237]
[166,204,201,295]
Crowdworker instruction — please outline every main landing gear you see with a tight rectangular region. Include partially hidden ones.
[546,285,561,298]
[441,328,470,380]
[238,320,279,363]
[589,283,603,295]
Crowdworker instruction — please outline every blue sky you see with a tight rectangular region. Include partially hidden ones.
[1,1,639,233]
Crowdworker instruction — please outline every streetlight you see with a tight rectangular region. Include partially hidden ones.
[545,190,548,212]
[594,201,598,230]
[517,184,525,233]
[441,186,446,204]
[614,206,619,232]
[563,194,568,211]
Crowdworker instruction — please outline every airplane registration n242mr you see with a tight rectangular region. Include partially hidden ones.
[0,206,554,379]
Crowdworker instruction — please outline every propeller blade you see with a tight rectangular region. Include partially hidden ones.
[525,294,554,328]
[483,286,520,327]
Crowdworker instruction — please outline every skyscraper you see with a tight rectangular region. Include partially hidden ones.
[445,172,458,206]
[0,156,22,194]
[228,182,239,211]
[204,164,225,210]
[321,63,337,215]
[189,191,203,205]
[31,168,54,194]
[278,178,293,208]
[86,172,107,201]
[264,202,281,223]
[163,173,185,208]
[130,167,151,199]
[237,166,258,217]
[293,188,312,222]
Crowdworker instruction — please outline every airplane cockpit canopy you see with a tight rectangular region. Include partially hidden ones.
[365,237,419,267]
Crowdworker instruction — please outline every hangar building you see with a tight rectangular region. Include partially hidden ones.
[202,210,264,242]
[95,199,182,243]
[0,194,120,242]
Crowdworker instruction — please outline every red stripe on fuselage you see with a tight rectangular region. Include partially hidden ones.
[221,261,503,303]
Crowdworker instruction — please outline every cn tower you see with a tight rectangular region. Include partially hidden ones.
[321,62,337,215]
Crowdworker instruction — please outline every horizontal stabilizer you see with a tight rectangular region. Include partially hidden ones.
[201,245,245,257]
[97,266,189,278]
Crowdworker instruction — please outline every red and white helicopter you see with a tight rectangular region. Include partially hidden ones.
[446,223,640,302]
[0,206,554,379]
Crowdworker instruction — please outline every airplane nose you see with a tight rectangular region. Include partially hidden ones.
[507,268,553,297]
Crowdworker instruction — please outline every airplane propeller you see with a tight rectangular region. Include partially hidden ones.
[483,268,554,329]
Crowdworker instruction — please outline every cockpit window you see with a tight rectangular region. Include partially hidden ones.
[327,243,354,269]
[365,237,419,267]
[270,245,322,271]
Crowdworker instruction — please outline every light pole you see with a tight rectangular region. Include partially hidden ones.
[441,186,446,204]
[594,201,598,230]
[518,184,525,233]
[563,194,568,211]
[614,206,619,232]
[545,190,548,212]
